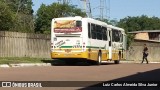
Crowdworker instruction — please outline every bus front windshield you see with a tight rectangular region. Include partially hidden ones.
[54,20,82,33]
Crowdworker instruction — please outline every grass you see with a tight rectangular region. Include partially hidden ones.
[0,57,53,64]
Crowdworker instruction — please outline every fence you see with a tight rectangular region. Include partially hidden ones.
[1,31,160,62]
[0,31,51,58]
[127,40,160,62]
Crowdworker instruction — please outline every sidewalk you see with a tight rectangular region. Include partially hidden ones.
[0,63,52,68]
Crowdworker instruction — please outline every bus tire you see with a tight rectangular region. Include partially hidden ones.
[114,60,120,64]
[97,52,102,65]
[114,51,121,64]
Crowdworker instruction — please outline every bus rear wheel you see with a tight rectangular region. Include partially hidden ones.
[114,51,121,64]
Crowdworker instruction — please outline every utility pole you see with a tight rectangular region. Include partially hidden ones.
[63,0,69,4]
[88,0,92,18]
[99,0,110,21]
[100,0,104,20]
[106,0,110,20]
[57,0,62,4]
[57,0,70,4]
[81,0,92,18]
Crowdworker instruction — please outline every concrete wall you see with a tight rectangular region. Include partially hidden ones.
[1,31,160,62]
[127,40,160,62]
[0,31,51,58]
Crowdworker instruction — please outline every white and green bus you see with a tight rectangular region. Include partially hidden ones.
[51,16,126,65]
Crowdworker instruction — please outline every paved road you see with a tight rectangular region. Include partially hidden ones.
[0,63,160,90]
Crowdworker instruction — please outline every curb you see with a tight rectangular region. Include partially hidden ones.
[0,63,52,68]
[120,60,135,63]
[0,64,10,68]
[120,61,160,64]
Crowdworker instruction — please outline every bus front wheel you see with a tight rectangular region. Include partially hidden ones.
[114,60,120,64]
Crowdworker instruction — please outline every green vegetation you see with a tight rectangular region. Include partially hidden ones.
[117,15,160,48]
[0,57,52,64]
[1,0,160,48]
[0,0,14,30]
[117,15,160,33]
[35,3,86,34]
[0,0,34,33]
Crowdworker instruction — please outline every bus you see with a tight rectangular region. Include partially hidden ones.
[51,16,126,65]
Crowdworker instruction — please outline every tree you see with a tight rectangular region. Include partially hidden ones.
[35,3,86,34]
[117,15,160,48]
[5,0,34,33]
[117,15,160,33]
[109,19,118,26]
[6,0,33,15]
[0,0,34,32]
[0,0,14,30]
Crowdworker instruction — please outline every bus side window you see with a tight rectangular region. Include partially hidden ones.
[116,30,120,42]
[88,23,91,38]
[102,27,107,41]
[112,29,121,42]
[96,25,102,40]
[91,24,96,39]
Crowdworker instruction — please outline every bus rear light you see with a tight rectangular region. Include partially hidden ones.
[82,42,85,51]
[88,48,91,52]
[83,42,85,48]
[51,43,54,48]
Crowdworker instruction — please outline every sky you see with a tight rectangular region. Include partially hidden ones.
[32,0,160,20]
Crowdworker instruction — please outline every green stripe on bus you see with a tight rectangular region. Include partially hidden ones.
[60,46,82,48]
[119,48,125,50]
[61,46,73,48]
[58,46,105,49]
[86,46,105,49]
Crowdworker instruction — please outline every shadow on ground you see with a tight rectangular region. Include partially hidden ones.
[41,59,117,66]
[78,69,160,90]
[41,59,92,66]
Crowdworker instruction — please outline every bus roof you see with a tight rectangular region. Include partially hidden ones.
[53,16,83,20]
[108,25,125,31]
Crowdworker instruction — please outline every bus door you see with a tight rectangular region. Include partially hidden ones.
[108,30,112,60]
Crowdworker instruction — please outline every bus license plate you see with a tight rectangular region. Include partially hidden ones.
[65,49,71,53]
